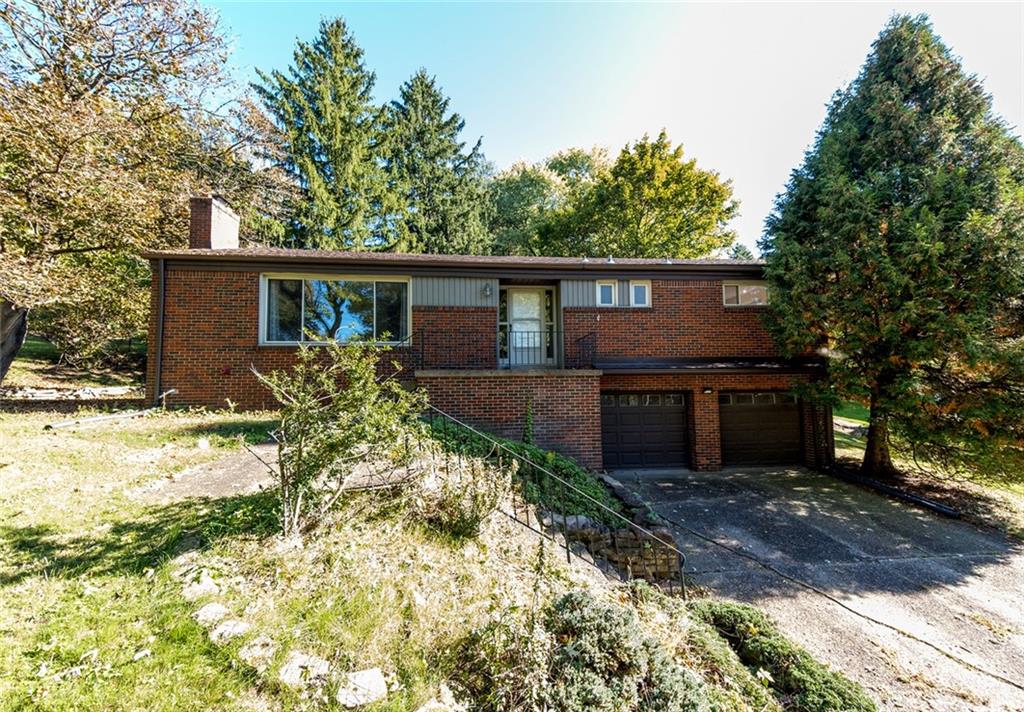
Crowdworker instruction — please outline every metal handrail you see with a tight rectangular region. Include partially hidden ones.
[421,403,687,596]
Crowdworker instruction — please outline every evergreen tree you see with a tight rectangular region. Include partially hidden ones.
[761,15,1024,479]
[727,243,755,260]
[253,19,396,250]
[384,70,490,254]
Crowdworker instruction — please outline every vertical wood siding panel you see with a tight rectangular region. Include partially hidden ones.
[412,277,498,307]
[618,280,630,307]
[561,279,597,307]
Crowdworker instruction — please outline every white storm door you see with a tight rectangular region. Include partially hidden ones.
[509,289,545,367]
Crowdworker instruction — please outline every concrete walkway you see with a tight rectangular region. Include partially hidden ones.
[613,467,1024,711]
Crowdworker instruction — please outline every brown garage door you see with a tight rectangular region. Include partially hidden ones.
[719,392,802,466]
[601,392,688,469]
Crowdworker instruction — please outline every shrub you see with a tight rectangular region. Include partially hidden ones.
[426,419,623,526]
[414,450,511,539]
[625,581,783,712]
[254,341,426,536]
[543,591,711,712]
[448,615,552,711]
[689,601,876,712]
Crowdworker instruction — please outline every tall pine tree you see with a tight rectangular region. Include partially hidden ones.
[761,15,1024,479]
[383,70,490,254]
[253,19,397,250]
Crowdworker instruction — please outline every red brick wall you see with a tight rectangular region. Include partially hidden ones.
[416,370,603,468]
[147,268,500,408]
[564,279,778,363]
[599,372,830,471]
[412,306,497,369]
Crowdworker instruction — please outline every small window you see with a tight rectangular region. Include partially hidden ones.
[755,393,775,405]
[718,394,732,405]
[781,393,798,404]
[735,393,754,405]
[630,280,651,307]
[723,282,769,306]
[597,280,617,307]
[619,394,640,407]
[601,394,616,406]
[723,284,739,305]
[665,393,684,406]
[642,394,662,407]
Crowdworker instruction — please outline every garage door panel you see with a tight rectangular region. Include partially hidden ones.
[602,392,688,469]
[720,394,801,466]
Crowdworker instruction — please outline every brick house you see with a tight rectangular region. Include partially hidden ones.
[145,197,834,472]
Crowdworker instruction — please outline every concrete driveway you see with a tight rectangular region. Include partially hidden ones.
[613,467,1024,711]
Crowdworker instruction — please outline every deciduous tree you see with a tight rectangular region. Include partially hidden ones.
[0,0,281,372]
[760,15,1024,479]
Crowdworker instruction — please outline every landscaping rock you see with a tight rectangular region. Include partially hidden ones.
[278,651,330,689]
[210,619,251,643]
[182,570,219,600]
[194,602,230,627]
[336,668,388,708]
[239,635,278,672]
[414,683,466,712]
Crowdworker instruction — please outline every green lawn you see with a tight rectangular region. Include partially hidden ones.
[834,400,870,424]
[4,336,144,390]
[0,410,277,711]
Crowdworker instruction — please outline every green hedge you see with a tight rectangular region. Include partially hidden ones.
[425,419,624,526]
[689,601,876,712]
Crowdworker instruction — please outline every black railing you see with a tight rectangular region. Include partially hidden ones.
[498,327,560,368]
[419,404,687,596]
[569,331,597,369]
[391,329,599,371]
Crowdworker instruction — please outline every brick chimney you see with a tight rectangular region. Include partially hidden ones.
[189,195,239,249]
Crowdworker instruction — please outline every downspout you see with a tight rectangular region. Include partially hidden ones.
[153,258,166,406]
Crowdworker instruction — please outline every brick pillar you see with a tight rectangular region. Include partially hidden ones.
[690,389,722,471]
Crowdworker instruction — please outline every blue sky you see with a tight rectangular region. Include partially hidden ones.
[210,1,1024,254]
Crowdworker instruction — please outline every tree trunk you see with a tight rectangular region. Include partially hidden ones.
[862,389,899,480]
[0,299,29,386]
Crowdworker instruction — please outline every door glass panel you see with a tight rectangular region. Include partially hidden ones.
[601,394,616,406]
[643,394,662,407]
[511,291,542,320]
[665,394,683,406]
[736,393,754,405]
[498,289,507,323]
[718,394,732,405]
[755,393,775,404]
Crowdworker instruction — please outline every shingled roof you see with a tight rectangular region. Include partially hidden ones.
[143,247,765,277]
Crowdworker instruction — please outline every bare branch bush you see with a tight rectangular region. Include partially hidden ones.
[253,340,425,537]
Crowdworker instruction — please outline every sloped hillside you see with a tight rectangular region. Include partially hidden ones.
[0,409,874,711]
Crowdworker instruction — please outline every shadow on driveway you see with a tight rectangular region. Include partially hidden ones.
[615,467,1024,711]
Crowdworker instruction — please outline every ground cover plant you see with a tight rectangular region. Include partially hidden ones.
[426,417,623,525]
[690,600,877,712]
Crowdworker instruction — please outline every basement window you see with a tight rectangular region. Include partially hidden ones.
[261,275,410,345]
[723,282,769,306]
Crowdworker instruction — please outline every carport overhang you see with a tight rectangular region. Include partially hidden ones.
[593,356,827,375]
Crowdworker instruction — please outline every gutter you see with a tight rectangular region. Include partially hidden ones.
[141,251,767,280]
[153,258,166,406]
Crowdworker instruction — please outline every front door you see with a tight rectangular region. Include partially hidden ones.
[500,287,555,367]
